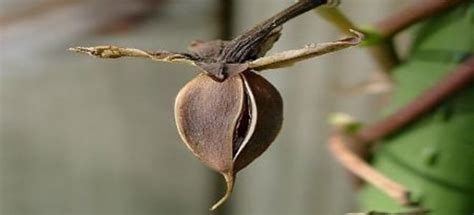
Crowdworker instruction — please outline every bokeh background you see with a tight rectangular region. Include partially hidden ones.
[1,0,409,214]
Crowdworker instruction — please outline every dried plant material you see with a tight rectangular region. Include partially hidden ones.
[69,45,251,81]
[249,30,363,71]
[70,0,362,210]
[187,40,229,59]
[69,46,201,69]
[175,71,283,210]
[69,46,191,61]
[254,26,283,58]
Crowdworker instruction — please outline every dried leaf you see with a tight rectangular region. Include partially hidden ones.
[249,30,363,71]
[69,46,197,64]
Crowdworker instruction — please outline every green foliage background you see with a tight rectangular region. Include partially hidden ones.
[359,3,474,214]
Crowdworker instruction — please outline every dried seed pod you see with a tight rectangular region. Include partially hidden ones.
[175,71,283,210]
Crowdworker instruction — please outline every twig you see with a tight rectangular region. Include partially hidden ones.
[330,56,474,205]
[329,134,411,205]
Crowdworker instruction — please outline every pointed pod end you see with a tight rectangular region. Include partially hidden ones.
[210,172,235,211]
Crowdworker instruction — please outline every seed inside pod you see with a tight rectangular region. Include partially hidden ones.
[175,71,283,210]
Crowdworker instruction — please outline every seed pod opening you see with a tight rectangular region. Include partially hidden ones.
[233,72,283,172]
[175,71,283,210]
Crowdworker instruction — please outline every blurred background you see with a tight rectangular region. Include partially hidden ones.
[1,0,410,214]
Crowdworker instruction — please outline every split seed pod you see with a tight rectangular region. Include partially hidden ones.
[69,0,362,208]
[175,70,283,210]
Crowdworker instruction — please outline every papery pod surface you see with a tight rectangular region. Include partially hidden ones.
[175,71,283,210]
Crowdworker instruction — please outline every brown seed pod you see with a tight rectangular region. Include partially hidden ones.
[175,71,283,210]
[69,1,362,210]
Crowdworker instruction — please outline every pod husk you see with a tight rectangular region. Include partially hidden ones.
[175,71,283,210]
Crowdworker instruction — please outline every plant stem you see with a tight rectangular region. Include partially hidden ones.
[315,0,465,72]
[314,6,356,35]
[368,42,399,73]
[356,56,474,144]
[368,0,464,71]
[313,6,399,72]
